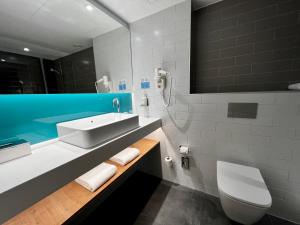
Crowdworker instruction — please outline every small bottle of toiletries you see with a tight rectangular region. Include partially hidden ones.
[119,81,123,91]
[145,78,150,89]
[122,80,126,91]
[141,78,145,89]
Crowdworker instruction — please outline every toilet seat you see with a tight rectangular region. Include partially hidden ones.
[217,161,272,208]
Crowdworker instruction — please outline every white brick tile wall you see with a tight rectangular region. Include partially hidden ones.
[189,103,217,113]
[175,94,201,104]
[131,0,300,223]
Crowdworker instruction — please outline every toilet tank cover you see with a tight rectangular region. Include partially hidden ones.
[217,161,272,208]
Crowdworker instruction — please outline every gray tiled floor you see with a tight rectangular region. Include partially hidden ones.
[133,179,297,225]
[81,172,298,225]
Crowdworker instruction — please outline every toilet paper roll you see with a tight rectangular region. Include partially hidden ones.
[165,156,173,168]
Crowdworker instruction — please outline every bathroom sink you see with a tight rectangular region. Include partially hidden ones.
[57,113,139,148]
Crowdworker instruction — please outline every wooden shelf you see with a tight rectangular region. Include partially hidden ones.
[4,138,159,225]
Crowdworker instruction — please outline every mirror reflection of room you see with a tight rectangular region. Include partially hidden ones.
[0,0,132,94]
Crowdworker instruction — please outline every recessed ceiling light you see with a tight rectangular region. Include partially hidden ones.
[118,8,125,14]
[154,30,160,36]
[1,59,6,62]
[24,47,30,52]
[147,0,158,3]
[73,44,83,48]
[135,37,142,42]
[86,5,93,11]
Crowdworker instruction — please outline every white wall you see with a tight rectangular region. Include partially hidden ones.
[93,27,132,92]
[131,0,300,223]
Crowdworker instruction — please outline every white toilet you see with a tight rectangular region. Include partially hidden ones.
[217,161,272,225]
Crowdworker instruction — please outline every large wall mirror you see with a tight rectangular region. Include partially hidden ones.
[0,0,133,94]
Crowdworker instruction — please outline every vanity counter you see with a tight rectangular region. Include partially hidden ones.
[0,116,161,224]
[4,138,160,225]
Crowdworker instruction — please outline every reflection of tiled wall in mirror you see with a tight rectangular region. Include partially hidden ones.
[0,50,46,94]
[0,48,97,94]
[51,47,97,94]
[93,27,133,93]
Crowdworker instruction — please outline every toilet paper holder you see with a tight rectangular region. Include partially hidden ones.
[179,145,190,169]
[179,145,190,155]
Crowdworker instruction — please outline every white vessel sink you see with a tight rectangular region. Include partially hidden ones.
[57,113,139,148]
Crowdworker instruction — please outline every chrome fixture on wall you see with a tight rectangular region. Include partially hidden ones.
[112,98,120,113]
[154,68,173,107]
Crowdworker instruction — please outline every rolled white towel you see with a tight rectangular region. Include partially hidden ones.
[288,83,300,90]
[110,147,140,166]
[75,162,117,192]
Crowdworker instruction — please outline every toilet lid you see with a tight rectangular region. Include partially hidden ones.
[217,161,272,208]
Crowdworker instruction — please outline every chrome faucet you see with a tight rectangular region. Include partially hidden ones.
[112,98,120,113]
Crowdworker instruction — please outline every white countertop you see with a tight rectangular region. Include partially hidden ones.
[0,116,161,194]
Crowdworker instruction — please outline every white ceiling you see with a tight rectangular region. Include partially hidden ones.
[0,0,121,60]
[192,0,223,10]
[97,0,186,23]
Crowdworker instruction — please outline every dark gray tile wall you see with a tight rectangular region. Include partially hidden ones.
[54,47,97,93]
[227,102,258,118]
[0,51,45,94]
[191,0,300,93]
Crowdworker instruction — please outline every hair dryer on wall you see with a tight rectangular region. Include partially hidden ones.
[154,68,172,107]
[154,68,168,90]
[95,75,112,93]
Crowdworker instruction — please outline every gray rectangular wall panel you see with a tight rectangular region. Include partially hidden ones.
[227,103,258,119]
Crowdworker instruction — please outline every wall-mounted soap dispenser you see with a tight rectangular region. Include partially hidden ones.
[140,77,150,107]
[140,94,149,107]
[140,78,150,117]
[140,92,149,118]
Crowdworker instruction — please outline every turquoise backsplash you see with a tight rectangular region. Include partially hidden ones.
[0,93,132,144]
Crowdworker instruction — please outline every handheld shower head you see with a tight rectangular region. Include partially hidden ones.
[50,68,60,75]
